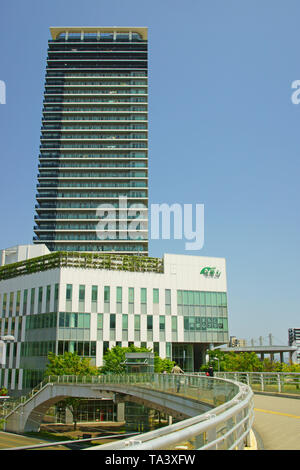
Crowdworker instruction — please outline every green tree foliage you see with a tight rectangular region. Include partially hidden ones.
[56,397,82,431]
[203,350,300,373]
[154,356,175,373]
[44,351,99,377]
[100,344,174,374]
[44,352,98,430]
[100,344,151,374]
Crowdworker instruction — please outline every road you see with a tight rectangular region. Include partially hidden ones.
[253,394,300,450]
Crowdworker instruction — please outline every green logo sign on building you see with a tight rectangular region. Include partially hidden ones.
[200,267,221,278]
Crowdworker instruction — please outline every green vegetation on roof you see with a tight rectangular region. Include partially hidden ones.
[0,251,164,281]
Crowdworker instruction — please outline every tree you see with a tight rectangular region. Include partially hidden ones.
[44,352,99,430]
[44,351,99,377]
[56,397,82,431]
[203,350,263,372]
[154,356,175,373]
[100,344,174,374]
[100,344,151,374]
[203,349,300,373]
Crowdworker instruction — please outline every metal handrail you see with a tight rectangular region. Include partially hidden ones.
[3,373,254,450]
[86,374,254,450]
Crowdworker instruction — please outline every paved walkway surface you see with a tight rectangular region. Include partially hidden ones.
[253,394,300,450]
[0,430,68,450]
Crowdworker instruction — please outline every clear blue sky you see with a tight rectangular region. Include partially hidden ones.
[0,0,299,345]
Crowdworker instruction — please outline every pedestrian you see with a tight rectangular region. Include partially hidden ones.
[171,364,184,392]
[208,366,214,377]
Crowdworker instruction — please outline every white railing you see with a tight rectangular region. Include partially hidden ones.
[214,371,300,395]
[88,374,254,451]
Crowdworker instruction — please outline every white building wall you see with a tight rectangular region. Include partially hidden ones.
[0,244,50,267]
[0,253,228,392]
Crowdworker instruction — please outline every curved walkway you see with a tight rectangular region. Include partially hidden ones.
[253,394,300,450]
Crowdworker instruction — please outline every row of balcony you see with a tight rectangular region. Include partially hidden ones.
[40,144,148,150]
[35,200,148,210]
[42,124,147,129]
[46,71,147,77]
[40,134,147,139]
[44,89,147,94]
[37,182,147,189]
[33,234,147,241]
[35,213,147,221]
[44,83,147,89]
[34,224,147,231]
[43,107,147,112]
[38,174,147,179]
[38,164,147,170]
[39,152,147,158]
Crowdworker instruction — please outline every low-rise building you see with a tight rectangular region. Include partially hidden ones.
[0,245,229,395]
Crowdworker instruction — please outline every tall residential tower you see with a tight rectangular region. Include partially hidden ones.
[34,27,148,254]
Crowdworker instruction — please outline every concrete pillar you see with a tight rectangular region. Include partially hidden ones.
[117,402,125,422]
[269,334,273,346]
[65,407,73,424]
[1,250,5,266]
[280,352,284,363]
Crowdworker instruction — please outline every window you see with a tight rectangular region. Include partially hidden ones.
[92,286,98,313]
[171,317,177,332]
[103,341,109,355]
[54,284,59,311]
[166,342,172,359]
[128,287,134,314]
[153,289,159,304]
[22,290,28,315]
[110,314,116,329]
[97,314,103,329]
[122,314,128,330]
[66,284,73,301]
[46,286,51,313]
[134,315,140,330]
[9,292,14,316]
[147,315,153,330]
[165,289,171,315]
[159,316,165,331]
[16,291,21,316]
[30,288,35,314]
[59,312,90,329]
[116,287,122,313]
[104,286,110,313]
[177,290,227,309]
[140,287,147,314]
[79,285,85,311]
[38,287,43,314]
[66,284,72,312]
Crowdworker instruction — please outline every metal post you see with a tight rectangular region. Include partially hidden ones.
[277,374,281,393]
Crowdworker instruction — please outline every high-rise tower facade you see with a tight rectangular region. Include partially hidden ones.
[34,27,148,254]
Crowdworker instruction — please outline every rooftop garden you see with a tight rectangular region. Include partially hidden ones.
[0,251,164,281]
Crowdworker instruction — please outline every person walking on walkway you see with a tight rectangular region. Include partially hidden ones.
[171,364,184,392]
